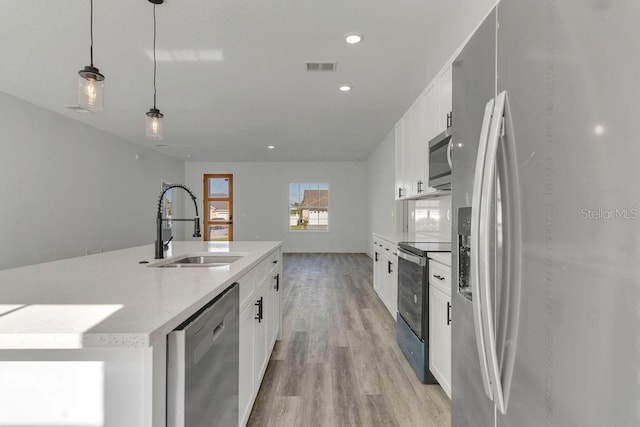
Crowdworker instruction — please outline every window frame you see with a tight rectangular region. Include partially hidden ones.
[288,182,330,233]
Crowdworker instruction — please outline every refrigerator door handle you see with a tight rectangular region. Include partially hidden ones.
[447,138,453,169]
[480,91,508,414]
[470,97,495,401]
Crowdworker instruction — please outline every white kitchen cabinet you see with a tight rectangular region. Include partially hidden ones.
[385,255,398,319]
[436,63,453,133]
[268,270,281,347]
[372,235,398,320]
[253,279,269,388]
[428,259,452,399]
[395,117,408,199]
[238,249,282,427]
[395,61,453,200]
[238,293,255,426]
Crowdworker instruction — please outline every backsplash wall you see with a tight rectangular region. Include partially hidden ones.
[406,194,452,241]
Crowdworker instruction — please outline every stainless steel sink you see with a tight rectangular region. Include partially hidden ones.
[152,255,243,268]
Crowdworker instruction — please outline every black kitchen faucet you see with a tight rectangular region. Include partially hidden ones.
[155,184,201,259]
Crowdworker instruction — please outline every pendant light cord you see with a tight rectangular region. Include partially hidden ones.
[90,0,94,66]
[153,4,157,109]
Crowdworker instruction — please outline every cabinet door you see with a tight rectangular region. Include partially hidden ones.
[387,256,398,321]
[437,64,453,133]
[417,91,430,193]
[394,122,406,200]
[407,103,422,197]
[373,249,384,297]
[253,280,269,386]
[239,303,255,427]
[429,286,452,398]
[268,271,281,347]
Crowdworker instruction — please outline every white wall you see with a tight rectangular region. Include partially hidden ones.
[184,162,368,253]
[366,130,403,256]
[0,91,184,270]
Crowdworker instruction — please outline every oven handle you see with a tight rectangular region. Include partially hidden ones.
[397,250,426,267]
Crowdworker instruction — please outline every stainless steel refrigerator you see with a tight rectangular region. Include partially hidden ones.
[451,1,640,426]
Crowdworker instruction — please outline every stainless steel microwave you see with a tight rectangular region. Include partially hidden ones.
[428,128,452,190]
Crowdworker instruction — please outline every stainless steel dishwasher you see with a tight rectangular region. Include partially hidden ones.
[167,282,239,427]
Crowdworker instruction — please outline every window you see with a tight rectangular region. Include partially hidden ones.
[289,183,329,231]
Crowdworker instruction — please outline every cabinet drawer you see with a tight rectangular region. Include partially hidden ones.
[428,259,451,296]
[380,240,397,257]
[238,271,255,309]
[266,249,281,274]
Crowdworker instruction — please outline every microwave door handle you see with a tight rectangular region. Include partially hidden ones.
[447,138,453,169]
[471,97,495,401]
[480,91,508,414]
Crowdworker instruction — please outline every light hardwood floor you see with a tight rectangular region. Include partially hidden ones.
[247,253,451,427]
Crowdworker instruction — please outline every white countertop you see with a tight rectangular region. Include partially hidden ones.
[0,241,280,350]
[428,252,452,267]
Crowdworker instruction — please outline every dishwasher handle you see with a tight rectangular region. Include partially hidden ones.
[193,319,226,365]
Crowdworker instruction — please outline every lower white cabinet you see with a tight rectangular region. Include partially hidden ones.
[239,249,282,427]
[372,235,398,320]
[428,259,451,398]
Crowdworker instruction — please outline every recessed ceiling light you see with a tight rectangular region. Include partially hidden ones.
[345,33,363,44]
[267,145,275,150]
[339,85,352,92]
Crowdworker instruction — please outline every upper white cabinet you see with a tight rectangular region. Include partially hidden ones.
[395,62,453,200]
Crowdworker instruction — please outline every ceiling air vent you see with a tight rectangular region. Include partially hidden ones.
[305,62,337,72]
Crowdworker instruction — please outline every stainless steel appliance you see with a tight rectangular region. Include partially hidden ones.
[452,2,640,426]
[428,128,453,190]
[396,241,451,383]
[167,283,239,427]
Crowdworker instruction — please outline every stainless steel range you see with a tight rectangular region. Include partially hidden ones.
[396,241,451,383]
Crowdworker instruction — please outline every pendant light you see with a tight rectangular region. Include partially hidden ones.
[146,0,164,140]
[77,0,105,111]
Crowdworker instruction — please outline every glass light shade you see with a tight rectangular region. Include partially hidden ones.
[146,110,164,140]
[77,74,104,111]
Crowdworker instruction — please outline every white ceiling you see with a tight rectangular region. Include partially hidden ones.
[0,0,455,162]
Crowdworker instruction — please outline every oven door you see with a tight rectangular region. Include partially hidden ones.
[397,249,427,340]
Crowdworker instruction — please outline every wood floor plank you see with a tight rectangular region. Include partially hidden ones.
[299,363,335,427]
[331,346,370,426]
[346,330,382,395]
[247,253,452,427]
[266,396,302,427]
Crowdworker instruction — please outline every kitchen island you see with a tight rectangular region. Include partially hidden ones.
[0,241,282,427]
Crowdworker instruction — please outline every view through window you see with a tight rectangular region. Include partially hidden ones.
[289,183,329,231]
